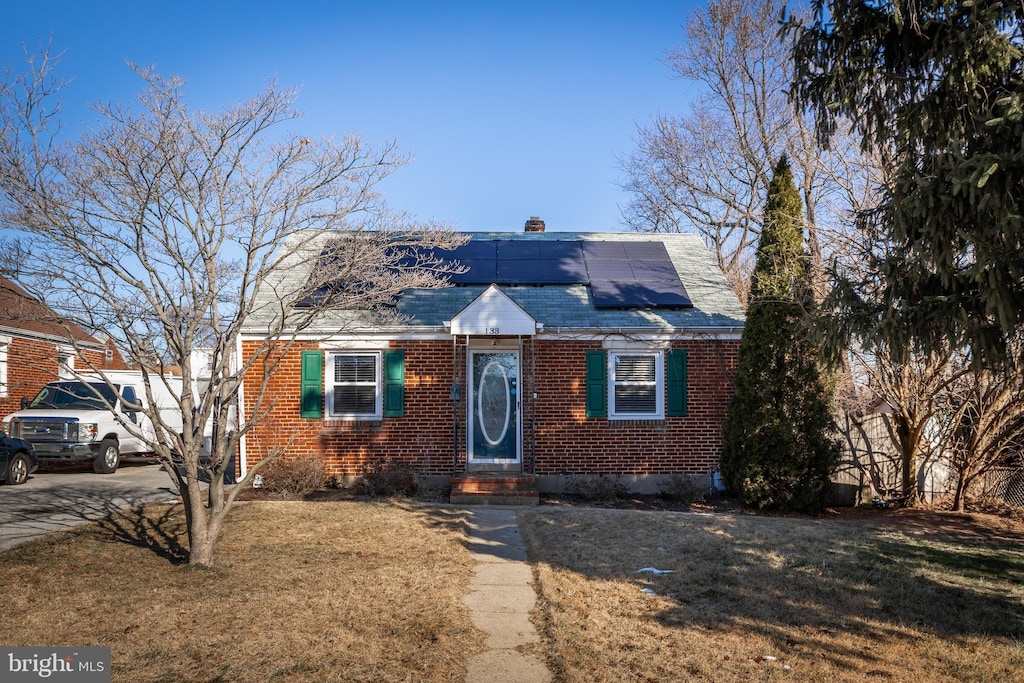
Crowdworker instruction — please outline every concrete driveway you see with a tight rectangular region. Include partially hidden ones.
[0,463,180,552]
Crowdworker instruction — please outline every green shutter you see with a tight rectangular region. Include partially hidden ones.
[666,349,688,417]
[586,350,607,418]
[383,349,405,418]
[300,350,323,418]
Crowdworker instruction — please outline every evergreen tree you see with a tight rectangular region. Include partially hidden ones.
[789,1,1024,369]
[720,156,841,512]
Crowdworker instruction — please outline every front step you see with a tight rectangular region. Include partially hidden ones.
[450,474,540,506]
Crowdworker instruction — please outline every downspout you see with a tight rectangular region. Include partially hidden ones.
[530,333,537,474]
[451,334,459,475]
[236,333,247,478]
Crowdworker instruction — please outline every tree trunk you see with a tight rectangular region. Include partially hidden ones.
[184,474,216,566]
[895,417,919,501]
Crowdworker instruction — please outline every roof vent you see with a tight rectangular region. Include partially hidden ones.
[524,216,546,233]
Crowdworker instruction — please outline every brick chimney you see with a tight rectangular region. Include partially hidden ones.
[524,216,545,233]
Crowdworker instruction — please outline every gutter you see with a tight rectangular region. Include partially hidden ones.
[0,325,107,351]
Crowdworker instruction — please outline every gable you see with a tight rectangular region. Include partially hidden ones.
[448,285,538,336]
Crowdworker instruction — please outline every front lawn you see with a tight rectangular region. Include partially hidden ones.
[5,496,1022,682]
[518,507,1024,682]
[0,501,483,682]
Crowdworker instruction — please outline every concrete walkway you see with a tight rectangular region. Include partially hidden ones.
[462,507,553,683]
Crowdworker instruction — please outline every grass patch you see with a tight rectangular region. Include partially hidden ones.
[518,507,1024,682]
[0,501,483,682]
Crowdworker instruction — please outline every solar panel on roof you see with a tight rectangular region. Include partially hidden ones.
[449,259,497,283]
[497,259,546,283]
[296,237,692,311]
[543,241,586,261]
[623,241,671,260]
[641,280,692,307]
[590,279,692,309]
[581,241,628,260]
[586,259,635,280]
[542,258,589,283]
[630,260,679,281]
[441,241,497,261]
[496,240,544,260]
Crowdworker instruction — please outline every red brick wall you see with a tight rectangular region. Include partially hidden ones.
[530,339,738,476]
[1,337,59,418]
[241,337,739,478]
[0,338,127,418]
[242,340,460,478]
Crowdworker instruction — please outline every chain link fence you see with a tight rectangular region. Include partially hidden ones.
[978,467,1024,508]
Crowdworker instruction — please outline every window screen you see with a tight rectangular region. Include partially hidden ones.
[331,353,379,416]
[610,352,660,417]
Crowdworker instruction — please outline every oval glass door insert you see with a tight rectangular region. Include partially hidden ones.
[477,360,511,446]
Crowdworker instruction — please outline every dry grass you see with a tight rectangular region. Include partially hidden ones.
[519,507,1024,683]
[0,501,483,682]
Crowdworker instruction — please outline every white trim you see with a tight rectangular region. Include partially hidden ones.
[57,345,75,380]
[546,329,743,341]
[0,334,10,398]
[239,327,742,343]
[602,338,671,350]
[317,337,391,350]
[236,332,247,478]
[608,349,665,420]
[0,325,106,351]
[324,350,383,421]
[468,337,521,351]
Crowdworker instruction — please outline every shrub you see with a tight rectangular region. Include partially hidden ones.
[719,156,842,513]
[352,458,420,498]
[256,456,331,497]
[659,474,707,505]
[566,474,628,501]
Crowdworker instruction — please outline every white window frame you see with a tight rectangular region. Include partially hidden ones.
[608,349,664,420]
[325,350,383,420]
[0,335,10,398]
[58,345,75,380]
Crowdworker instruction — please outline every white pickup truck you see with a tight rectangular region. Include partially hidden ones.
[2,371,184,474]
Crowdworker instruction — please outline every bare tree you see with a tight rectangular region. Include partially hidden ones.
[620,0,874,301]
[846,344,971,502]
[0,48,463,566]
[941,357,1024,511]
[827,206,969,502]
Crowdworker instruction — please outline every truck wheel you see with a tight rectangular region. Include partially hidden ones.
[93,439,120,474]
[6,452,30,485]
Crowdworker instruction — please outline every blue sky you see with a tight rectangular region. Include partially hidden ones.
[1,1,701,233]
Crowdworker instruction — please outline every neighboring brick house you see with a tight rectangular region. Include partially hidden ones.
[0,277,129,417]
[238,219,745,495]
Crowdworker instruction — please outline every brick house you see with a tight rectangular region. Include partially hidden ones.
[0,277,129,417]
[237,219,744,497]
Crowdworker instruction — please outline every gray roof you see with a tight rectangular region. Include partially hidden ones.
[246,230,744,334]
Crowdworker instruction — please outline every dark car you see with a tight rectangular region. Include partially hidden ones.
[0,431,37,485]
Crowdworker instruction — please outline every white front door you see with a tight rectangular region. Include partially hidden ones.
[468,350,521,467]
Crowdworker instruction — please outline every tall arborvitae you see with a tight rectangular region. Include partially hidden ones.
[720,155,841,512]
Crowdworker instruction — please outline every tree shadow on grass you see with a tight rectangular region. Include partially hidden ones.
[519,508,1024,676]
[94,504,189,565]
[401,502,475,539]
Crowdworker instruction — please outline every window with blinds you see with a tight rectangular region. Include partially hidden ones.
[609,351,663,419]
[328,352,380,417]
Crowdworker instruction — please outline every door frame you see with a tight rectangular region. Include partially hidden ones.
[466,344,522,471]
